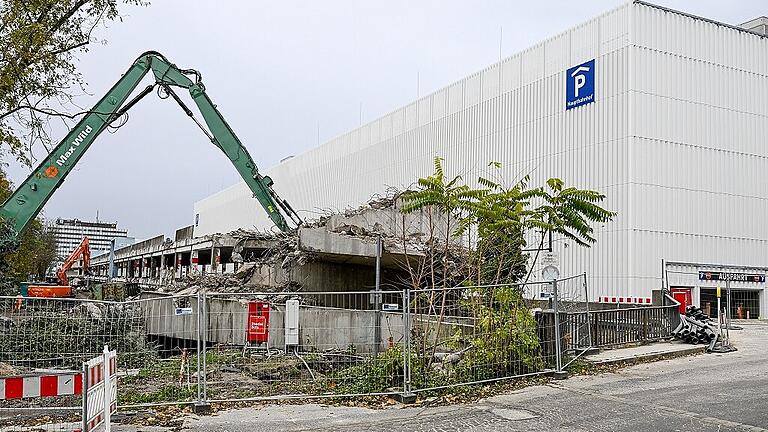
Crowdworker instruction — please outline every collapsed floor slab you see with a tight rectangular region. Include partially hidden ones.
[88,191,447,295]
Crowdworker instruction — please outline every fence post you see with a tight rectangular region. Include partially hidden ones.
[592,312,599,347]
[81,359,89,432]
[642,308,649,342]
[202,291,208,402]
[583,273,593,348]
[195,292,202,405]
[402,288,410,393]
[102,345,112,432]
[395,288,415,403]
[374,236,382,358]
[552,279,563,374]
[193,292,210,414]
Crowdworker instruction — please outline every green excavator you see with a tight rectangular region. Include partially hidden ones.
[0,51,301,254]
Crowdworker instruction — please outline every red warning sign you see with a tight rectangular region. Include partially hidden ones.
[247,302,270,343]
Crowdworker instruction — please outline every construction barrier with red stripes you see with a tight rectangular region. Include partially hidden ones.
[0,372,82,400]
[0,347,116,432]
[83,346,117,432]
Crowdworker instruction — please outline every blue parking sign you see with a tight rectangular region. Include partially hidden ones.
[566,59,595,110]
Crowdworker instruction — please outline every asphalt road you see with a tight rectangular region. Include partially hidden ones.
[170,321,768,432]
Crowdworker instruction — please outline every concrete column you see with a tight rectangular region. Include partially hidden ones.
[692,285,701,309]
[211,247,220,274]
[191,249,199,274]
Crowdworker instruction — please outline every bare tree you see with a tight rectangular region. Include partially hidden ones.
[0,0,147,166]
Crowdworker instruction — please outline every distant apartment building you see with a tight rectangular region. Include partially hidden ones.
[49,218,133,259]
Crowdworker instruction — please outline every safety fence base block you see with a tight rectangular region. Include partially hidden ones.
[552,371,569,380]
[393,392,417,404]
[193,402,211,415]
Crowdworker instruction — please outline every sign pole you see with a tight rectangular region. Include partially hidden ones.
[725,280,731,346]
[717,286,723,343]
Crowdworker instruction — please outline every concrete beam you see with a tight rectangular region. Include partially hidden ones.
[298,227,423,267]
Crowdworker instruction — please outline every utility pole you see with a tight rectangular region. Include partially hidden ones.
[107,239,115,282]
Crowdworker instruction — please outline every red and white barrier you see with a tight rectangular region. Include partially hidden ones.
[599,296,653,304]
[0,373,82,400]
[83,346,117,432]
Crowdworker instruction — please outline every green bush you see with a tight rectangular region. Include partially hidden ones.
[454,286,543,382]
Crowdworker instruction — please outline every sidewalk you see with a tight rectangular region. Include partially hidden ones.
[583,341,707,366]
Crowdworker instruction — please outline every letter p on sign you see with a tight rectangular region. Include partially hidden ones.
[573,70,587,97]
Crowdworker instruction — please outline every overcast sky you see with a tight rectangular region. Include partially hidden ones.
[7,0,765,240]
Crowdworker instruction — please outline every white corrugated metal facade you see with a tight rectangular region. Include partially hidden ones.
[194,1,768,312]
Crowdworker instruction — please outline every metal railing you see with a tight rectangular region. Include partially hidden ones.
[588,304,679,347]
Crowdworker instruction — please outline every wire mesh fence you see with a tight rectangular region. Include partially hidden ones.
[200,291,407,401]
[0,272,684,428]
[405,282,557,392]
[0,293,202,427]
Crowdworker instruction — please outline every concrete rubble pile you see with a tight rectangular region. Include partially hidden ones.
[163,190,462,294]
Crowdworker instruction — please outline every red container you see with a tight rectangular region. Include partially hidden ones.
[247,301,270,344]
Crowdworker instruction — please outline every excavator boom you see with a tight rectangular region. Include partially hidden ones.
[0,51,300,253]
[57,236,90,286]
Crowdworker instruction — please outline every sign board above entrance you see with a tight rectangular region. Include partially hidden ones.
[698,271,765,283]
[566,59,595,110]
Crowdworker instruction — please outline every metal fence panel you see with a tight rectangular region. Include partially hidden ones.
[0,294,201,422]
[406,281,558,392]
[201,291,407,401]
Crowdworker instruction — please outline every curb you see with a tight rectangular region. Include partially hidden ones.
[586,345,707,367]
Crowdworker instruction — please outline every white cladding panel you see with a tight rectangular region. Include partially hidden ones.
[629,3,768,293]
[194,2,768,301]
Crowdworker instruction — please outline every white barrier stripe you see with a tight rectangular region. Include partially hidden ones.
[22,377,39,398]
[0,374,81,400]
[58,375,74,395]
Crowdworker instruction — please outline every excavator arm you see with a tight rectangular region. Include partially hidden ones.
[57,236,90,286]
[0,51,300,252]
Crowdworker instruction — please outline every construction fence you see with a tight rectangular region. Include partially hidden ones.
[0,274,681,422]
